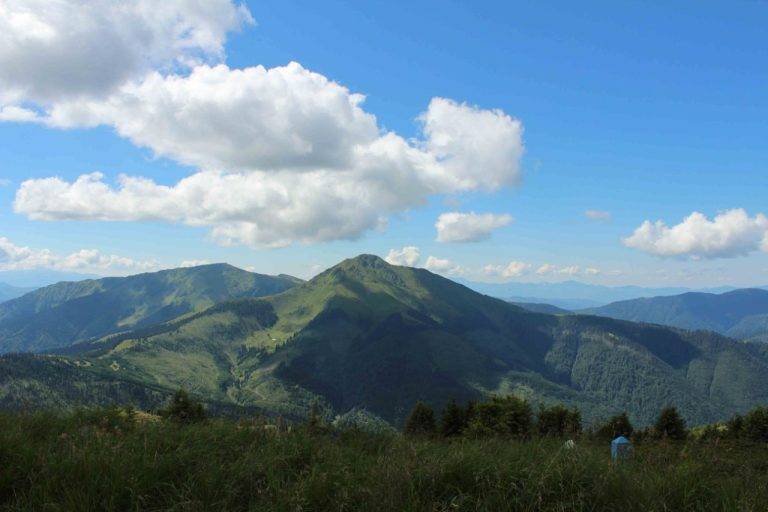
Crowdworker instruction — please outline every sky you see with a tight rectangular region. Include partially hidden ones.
[0,0,766,287]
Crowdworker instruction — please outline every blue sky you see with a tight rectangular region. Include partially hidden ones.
[0,0,766,286]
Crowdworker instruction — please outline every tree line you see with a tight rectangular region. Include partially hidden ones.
[403,396,768,443]
[152,389,768,443]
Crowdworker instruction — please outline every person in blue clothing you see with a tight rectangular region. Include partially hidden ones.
[611,436,633,461]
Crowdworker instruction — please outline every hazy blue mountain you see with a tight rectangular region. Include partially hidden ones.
[583,288,768,341]
[0,270,99,288]
[0,264,301,354]
[3,255,768,428]
[0,283,34,304]
[507,296,601,310]
[510,301,571,315]
[460,279,742,307]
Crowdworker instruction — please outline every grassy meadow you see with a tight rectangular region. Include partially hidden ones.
[1,408,768,511]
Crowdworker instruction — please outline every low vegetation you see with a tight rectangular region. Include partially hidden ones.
[2,394,768,511]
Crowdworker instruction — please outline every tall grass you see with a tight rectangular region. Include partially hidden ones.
[1,410,767,511]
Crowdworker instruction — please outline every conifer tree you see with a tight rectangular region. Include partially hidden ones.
[405,401,436,436]
[440,399,466,437]
[743,406,768,442]
[654,406,687,440]
[597,412,634,439]
[162,389,206,424]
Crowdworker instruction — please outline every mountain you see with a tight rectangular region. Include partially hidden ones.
[0,283,34,304]
[0,269,99,288]
[3,255,768,428]
[582,288,768,341]
[461,279,741,308]
[507,296,602,310]
[510,301,571,315]
[0,264,302,354]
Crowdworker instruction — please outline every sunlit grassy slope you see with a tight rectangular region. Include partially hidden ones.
[2,410,768,512]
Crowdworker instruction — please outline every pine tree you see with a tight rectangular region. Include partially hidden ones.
[162,389,206,424]
[307,401,327,434]
[537,404,582,437]
[465,396,532,439]
[440,399,466,437]
[597,412,634,439]
[743,406,768,442]
[405,401,436,436]
[726,413,744,439]
[654,406,687,441]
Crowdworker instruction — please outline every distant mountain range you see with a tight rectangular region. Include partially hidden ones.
[509,301,571,315]
[0,264,301,354]
[0,269,99,288]
[2,255,768,428]
[583,289,768,343]
[0,283,34,304]
[461,279,744,309]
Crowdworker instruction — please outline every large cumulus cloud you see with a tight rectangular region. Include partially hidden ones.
[623,209,768,259]
[3,1,524,248]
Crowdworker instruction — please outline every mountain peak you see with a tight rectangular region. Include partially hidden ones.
[343,254,390,268]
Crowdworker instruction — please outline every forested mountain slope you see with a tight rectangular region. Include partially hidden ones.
[583,288,768,341]
[0,264,301,354]
[3,255,767,427]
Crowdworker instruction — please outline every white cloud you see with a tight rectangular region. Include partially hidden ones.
[585,209,611,221]
[623,209,768,259]
[536,263,557,275]
[424,255,464,276]
[0,105,39,122]
[557,265,581,276]
[0,236,158,275]
[385,246,420,267]
[179,259,211,268]
[435,212,513,243]
[483,261,531,279]
[0,0,252,103]
[420,98,524,191]
[0,178,10,187]
[12,72,524,248]
[4,3,525,249]
[533,263,600,278]
[44,63,381,173]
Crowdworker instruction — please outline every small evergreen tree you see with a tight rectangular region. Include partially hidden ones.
[405,401,436,436]
[743,406,768,442]
[440,399,466,437]
[464,400,477,425]
[654,406,687,441]
[537,404,582,437]
[307,401,328,435]
[162,389,206,424]
[597,412,634,440]
[466,396,532,439]
[726,413,744,439]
